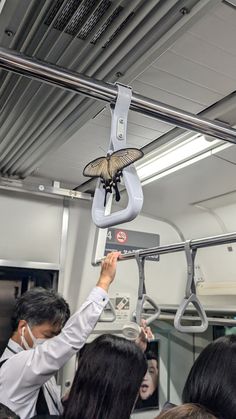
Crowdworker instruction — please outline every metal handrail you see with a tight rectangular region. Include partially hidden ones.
[0,47,236,144]
[116,231,236,261]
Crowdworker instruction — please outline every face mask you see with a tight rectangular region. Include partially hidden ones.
[21,324,47,350]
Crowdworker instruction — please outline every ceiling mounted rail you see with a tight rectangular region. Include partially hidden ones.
[94,231,236,264]
[0,47,236,144]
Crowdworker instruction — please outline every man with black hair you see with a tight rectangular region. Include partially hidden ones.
[0,252,120,419]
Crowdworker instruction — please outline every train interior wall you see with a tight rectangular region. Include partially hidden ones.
[0,191,235,417]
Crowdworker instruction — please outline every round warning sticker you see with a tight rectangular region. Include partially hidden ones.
[116,230,128,243]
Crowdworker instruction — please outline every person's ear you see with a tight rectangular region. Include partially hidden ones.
[18,319,27,335]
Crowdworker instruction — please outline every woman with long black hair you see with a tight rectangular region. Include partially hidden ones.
[63,334,147,419]
[182,335,236,419]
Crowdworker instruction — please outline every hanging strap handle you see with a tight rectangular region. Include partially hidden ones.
[98,300,116,322]
[174,240,208,333]
[92,84,143,228]
[133,252,160,326]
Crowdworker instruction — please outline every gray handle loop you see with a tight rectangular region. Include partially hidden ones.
[174,293,208,332]
[135,295,161,326]
[98,300,116,322]
[92,84,143,228]
[133,251,160,326]
[174,240,208,333]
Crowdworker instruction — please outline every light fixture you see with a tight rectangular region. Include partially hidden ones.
[0,0,7,15]
[136,134,231,186]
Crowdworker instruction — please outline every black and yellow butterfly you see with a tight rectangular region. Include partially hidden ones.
[83,148,144,206]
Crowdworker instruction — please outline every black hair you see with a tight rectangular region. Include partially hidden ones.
[146,350,158,363]
[11,287,70,332]
[63,334,147,419]
[182,335,236,419]
[0,403,20,419]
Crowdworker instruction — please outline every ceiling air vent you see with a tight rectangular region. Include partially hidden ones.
[44,0,131,47]
[101,11,134,48]
[90,5,123,45]
[44,0,127,45]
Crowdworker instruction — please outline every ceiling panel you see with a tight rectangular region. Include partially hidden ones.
[132,80,204,113]
[215,143,236,165]
[214,1,236,24]
[125,111,173,133]
[138,67,222,106]
[171,32,236,80]
[92,108,171,137]
[188,12,236,57]
[152,50,236,95]
[141,153,236,219]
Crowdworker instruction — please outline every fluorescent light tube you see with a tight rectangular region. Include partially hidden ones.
[0,0,7,15]
[136,135,222,184]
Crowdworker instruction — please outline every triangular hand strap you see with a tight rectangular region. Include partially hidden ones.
[134,252,160,326]
[135,294,161,326]
[174,293,208,333]
[174,241,208,333]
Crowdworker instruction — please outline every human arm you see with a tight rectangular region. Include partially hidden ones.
[135,319,154,352]
[96,251,120,292]
[2,252,120,389]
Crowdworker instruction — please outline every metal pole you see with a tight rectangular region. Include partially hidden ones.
[94,231,236,264]
[0,47,236,144]
[106,231,236,262]
[159,314,236,327]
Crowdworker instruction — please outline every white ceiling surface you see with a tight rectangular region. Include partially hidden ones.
[141,151,236,219]
[37,1,236,217]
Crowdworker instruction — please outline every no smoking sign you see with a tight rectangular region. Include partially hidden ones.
[116,230,128,244]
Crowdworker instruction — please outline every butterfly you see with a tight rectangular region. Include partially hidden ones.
[83,148,144,206]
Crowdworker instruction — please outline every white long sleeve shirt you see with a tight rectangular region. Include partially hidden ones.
[0,286,108,419]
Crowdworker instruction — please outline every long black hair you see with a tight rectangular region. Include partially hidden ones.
[63,334,147,419]
[182,335,236,419]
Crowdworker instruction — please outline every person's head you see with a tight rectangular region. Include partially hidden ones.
[156,403,217,418]
[63,334,147,419]
[182,335,236,419]
[0,403,20,419]
[11,287,70,349]
[139,351,158,400]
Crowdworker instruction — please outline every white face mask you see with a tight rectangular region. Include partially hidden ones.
[21,324,47,350]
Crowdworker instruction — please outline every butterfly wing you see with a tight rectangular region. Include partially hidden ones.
[83,156,110,180]
[108,148,144,177]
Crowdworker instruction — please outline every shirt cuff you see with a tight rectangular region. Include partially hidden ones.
[88,286,109,307]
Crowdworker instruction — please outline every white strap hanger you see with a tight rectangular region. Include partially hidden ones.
[92,83,143,228]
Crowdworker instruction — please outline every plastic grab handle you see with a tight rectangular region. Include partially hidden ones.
[92,165,143,228]
[174,293,208,333]
[92,83,143,229]
[98,300,116,322]
[135,295,161,326]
